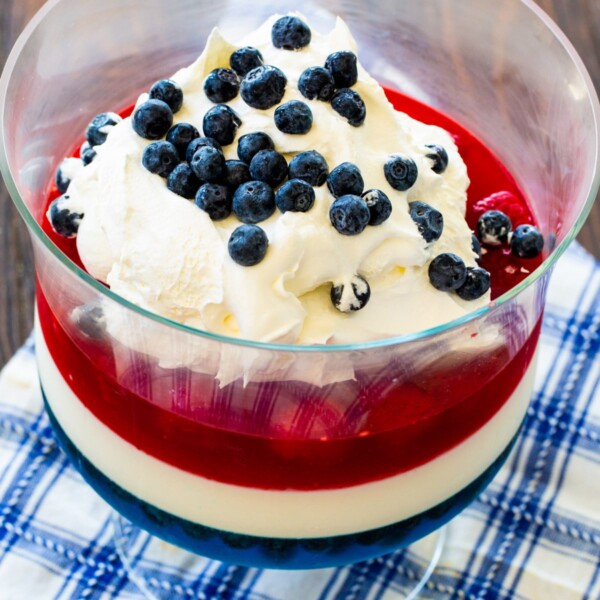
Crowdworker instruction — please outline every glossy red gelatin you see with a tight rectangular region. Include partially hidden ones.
[38,88,543,491]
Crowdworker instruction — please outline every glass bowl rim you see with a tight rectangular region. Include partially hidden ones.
[1,0,599,354]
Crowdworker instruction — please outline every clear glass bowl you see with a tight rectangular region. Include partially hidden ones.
[1,0,598,570]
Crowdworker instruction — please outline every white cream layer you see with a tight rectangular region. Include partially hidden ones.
[36,320,536,538]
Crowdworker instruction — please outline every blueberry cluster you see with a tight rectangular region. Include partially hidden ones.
[399,151,501,302]
[204,16,367,135]
[325,155,448,309]
[426,208,544,301]
[326,162,393,235]
[428,253,490,301]
[422,202,490,300]
[417,200,492,300]
[206,16,366,138]
[128,77,277,267]
[132,72,339,269]
[49,111,123,234]
[55,112,123,193]
[298,44,366,127]
[476,209,544,259]
[139,118,339,266]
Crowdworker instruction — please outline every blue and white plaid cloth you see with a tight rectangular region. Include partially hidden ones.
[0,242,598,600]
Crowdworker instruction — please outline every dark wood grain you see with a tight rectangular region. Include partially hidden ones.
[0,0,42,367]
[0,0,599,367]
[535,0,600,258]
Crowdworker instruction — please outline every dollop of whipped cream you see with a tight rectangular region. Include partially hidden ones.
[64,14,486,346]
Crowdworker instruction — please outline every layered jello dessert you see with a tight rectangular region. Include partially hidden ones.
[37,14,545,568]
[2,1,598,573]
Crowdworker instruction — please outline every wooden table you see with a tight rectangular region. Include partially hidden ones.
[1,0,599,366]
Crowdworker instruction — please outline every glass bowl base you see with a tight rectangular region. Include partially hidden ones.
[111,512,446,599]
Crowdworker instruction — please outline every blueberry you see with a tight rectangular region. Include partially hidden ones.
[275,179,315,213]
[233,181,275,223]
[249,149,288,186]
[190,145,226,182]
[271,16,311,50]
[224,159,251,191]
[195,183,232,220]
[384,155,418,191]
[55,168,70,193]
[288,150,329,186]
[237,132,274,164]
[167,163,200,199]
[132,99,173,140]
[185,137,222,164]
[240,65,287,110]
[456,266,491,300]
[428,253,467,291]
[472,234,482,261]
[47,195,83,238]
[510,224,544,258]
[228,224,269,266]
[149,79,183,113]
[274,100,313,134]
[325,51,358,88]
[166,123,200,159]
[330,88,366,126]
[329,194,370,235]
[477,210,512,245]
[425,144,449,174]
[230,46,264,76]
[204,68,240,103]
[71,304,106,340]
[298,67,335,101]
[408,201,444,243]
[327,162,364,197]
[80,142,97,166]
[142,141,180,177]
[331,274,370,312]
[362,189,392,226]
[202,104,241,146]
[86,112,122,146]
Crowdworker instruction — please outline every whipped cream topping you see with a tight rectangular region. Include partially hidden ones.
[62,14,487,346]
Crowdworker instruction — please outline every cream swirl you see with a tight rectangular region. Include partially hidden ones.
[63,14,486,345]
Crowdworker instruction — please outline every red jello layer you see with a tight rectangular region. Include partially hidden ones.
[38,288,541,490]
[38,89,543,490]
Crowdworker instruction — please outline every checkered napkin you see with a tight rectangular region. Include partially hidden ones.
[0,242,598,600]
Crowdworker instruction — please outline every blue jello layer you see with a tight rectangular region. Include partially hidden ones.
[43,390,518,570]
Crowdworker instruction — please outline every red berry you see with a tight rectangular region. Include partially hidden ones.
[468,190,533,230]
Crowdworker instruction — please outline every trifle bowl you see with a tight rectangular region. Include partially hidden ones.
[1,0,598,586]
